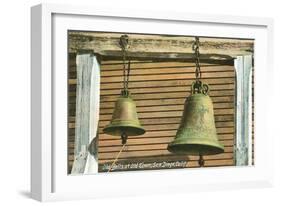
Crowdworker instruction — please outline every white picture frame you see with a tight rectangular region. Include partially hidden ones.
[31,3,274,202]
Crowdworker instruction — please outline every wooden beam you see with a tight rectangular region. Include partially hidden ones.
[68,31,254,60]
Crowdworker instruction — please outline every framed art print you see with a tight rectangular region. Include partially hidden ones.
[31,3,274,201]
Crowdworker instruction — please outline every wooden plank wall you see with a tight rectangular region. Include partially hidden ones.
[68,54,245,173]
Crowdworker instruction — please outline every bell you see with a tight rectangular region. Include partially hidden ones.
[167,81,224,155]
[103,90,145,143]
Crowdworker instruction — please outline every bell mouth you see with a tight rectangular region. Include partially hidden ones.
[167,144,224,155]
[167,139,224,155]
[103,125,145,136]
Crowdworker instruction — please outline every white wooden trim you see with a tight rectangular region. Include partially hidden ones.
[71,54,99,174]
[234,55,253,166]
[84,56,100,174]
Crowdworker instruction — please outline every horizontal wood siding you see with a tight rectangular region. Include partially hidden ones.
[68,57,244,173]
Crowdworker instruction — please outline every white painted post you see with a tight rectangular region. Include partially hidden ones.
[71,53,100,174]
[84,56,100,174]
[234,55,253,166]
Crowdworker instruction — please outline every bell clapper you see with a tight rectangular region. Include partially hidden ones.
[121,132,128,145]
[199,154,205,167]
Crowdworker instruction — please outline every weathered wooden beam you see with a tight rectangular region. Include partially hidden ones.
[68,31,254,60]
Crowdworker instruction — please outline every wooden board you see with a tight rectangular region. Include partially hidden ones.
[68,32,254,60]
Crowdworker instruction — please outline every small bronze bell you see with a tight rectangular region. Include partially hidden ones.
[103,90,145,144]
[167,81,224,156]
[103,35,145,145]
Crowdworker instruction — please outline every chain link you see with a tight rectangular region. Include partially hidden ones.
[122,49,127,91]
[126,60,131,90]
[120,35,130,91]
[192,37,202,82]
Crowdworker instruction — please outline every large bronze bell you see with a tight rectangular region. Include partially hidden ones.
[103,90,145,143]
[167,81,224,156]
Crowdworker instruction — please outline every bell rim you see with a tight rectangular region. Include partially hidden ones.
[103,124,145,136]
[167,138,224,155]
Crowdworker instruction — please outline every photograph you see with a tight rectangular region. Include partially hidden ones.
[67,31,254,174]
[28,2,278,202]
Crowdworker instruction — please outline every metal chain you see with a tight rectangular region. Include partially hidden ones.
[125,60,131,90]
[120,35,130,91]
[192,37,202,82]
[122,49,127,91]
